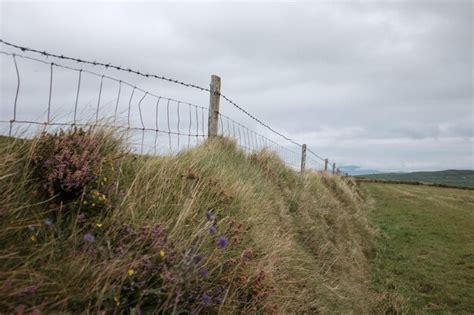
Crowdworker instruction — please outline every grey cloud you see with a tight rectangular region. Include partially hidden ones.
[0,0,472,171]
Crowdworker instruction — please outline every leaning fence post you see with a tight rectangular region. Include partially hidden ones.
[300,144,307,172]
[324,158,328,172]
[208,75,221,137]
[332,163,336,174]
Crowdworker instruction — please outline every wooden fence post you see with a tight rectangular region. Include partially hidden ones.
[324,158,328,172]
[332,163,336,174]
[208,75,221,137]
[300,144,307,173]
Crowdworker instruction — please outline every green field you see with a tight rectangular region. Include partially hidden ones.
[362,183,474,313]
[360,170,474,188]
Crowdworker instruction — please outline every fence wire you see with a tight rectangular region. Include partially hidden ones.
[0,50,208,155]
[0,39,343,174]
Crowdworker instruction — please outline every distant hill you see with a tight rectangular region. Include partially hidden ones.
[358,170,474,188]
[339,165,381,176]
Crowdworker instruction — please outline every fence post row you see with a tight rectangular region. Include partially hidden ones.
[208,75,221,137]
[0,41,349,175]
[300,144,307,172]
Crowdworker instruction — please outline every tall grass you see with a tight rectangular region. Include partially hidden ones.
[0,129,388,313]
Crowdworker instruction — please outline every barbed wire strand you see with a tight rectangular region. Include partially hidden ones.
[1,46,337,172]
[2,51,208,157]
[0,39,302,148]
[307,147,326,162]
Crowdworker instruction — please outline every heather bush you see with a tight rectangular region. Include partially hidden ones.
[31,128,120,213]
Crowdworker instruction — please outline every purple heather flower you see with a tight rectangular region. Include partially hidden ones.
[43,218,53,226]
[201,294,212,306]
[77,213,86,223]
[21,285,38,295]
[14,304,26,315]
[200,267,209,278]
[2,280,12,290]
[208,225,217,235]
[217,236,228,248]
[83,232,95,243]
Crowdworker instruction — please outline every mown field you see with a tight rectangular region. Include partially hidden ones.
[362,183,474,314]
[360,170,474,188]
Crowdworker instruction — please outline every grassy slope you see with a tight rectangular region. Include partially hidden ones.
[360,170,474,188]
[362,183,474,313]
[0,133,382,313]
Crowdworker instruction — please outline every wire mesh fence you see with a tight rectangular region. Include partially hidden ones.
[0,50,209,155]
[0,39,345,174]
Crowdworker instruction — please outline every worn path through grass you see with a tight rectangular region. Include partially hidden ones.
[362,183,474,314]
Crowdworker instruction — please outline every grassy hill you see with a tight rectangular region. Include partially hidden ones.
[359,169,474,188]
[362,183,474,313]
[0,129,387,313]
[2,130,472,314]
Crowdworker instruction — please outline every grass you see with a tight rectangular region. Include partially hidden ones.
[0,128,382,313]
[359,170,474,188]
[362,183,474,314]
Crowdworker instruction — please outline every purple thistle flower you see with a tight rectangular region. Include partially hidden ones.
[200,267,209,278]
[83,232,95,243]
[193,255,203,264]
[206,211,215,222]
[208,225,217,235]
[217,236,228,248]
[201,294,212,306]
[43,218,53,226]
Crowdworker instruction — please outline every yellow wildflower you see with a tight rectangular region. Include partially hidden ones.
[160,249,165,257]
[30,235,37,242]
[128,268,135,276]
[95,223,103,228]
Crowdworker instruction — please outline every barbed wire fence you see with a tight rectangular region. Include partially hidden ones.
[0,39,347,175]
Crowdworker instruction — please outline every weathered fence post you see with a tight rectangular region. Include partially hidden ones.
[208,75,221,137]
[332,162,336,174]
[324,158,328,172]
[300,144,307,173]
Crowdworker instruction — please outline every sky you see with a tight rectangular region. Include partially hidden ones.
[0,0,473,173]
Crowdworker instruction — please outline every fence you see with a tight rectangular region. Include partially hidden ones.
[0,39,346,175]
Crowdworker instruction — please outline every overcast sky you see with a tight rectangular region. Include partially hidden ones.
[1,0,473,172]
